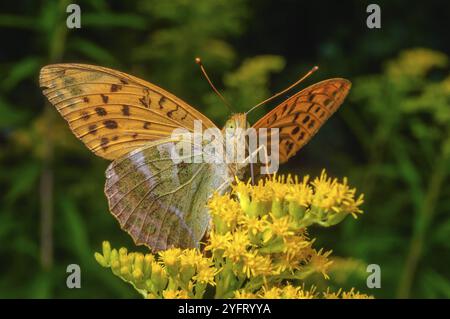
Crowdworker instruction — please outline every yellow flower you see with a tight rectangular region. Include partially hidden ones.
[242,251,272,278]
[280,285,300,298]
[233,178,272,217]
[158,248,182,276]
[150,262,168,291]
[179,249,201,283]
[247,179,274,203]
[311,170,364,217]
[162,289,190,299]
[341,288,374,299]
[158,248,182,263]
[193,258,218,286]
[283,235,311,262]
[222,230,251,262]
[295,287,317,299]
[266,214,294,239]
[323,288,341,299]
[258,286,282,299]
[240,214,268,236]
[208,193,242,233]
[264,174,290,206]
[280,284,316,299]
[323,288,373,299]
[234,290,257,299]
[309,248,333,279]
[205,230,232,254]
[285,175,312,203]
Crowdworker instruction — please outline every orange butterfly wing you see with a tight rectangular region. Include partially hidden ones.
[39,63,217,160]
[253,79,351,163]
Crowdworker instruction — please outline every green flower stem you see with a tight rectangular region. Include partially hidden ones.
[397,131,450,298]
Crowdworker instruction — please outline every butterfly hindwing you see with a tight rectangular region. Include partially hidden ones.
[39,63,217,160]
[104,136,231,251]
[253,79,351,163]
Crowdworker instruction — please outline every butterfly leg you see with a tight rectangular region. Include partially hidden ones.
[260,142,273,175]
[242,143,272,179]
[250,162,255,185]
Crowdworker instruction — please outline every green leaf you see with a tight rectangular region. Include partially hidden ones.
[432,218,450,248]
[0,14,36,29]
[69,38,119,66]
[421,270,450,298]
[82,13,147,29]
[59,198,91,262]
[0,97,26,127]
[1,57,42,92]
[5,162,41,204]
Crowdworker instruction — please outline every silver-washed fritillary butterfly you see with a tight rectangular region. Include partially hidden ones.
[39,63,350,251]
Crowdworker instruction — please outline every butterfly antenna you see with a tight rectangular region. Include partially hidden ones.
[195,57,233,113]
[245,65,319,115]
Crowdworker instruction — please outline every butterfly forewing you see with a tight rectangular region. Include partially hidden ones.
[253,78,351,163]
[39,63,217,160]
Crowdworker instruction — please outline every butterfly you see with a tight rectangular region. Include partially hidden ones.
[39,63,351,251]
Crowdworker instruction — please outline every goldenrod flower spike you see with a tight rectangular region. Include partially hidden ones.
[94,170,370,299]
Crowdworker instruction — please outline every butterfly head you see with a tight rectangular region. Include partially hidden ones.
[223,113,249,134]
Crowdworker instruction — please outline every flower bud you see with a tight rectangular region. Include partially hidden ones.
[119,254,129,268]
[237,192,250,214]
[320,212,348,227]
[260,236,285,253]
[120,265,131,279]
[134,253,144,273]
[151,262,168,291]
[110,249,119,263]
[180,264,196,284]
[119,247,128,257]
[288,201,306,221]
[132,268,144,282]
[213,216,229,234]
[111,260,121,275]
[271,198,286,218]
[94,252,108,267]
[143,254,154,278]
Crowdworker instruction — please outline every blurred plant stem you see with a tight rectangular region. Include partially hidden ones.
[397,130,450,298]
[363,90,400,204]
[40,0,69,270]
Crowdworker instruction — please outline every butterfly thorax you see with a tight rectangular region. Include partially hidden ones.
[222,113,250,179]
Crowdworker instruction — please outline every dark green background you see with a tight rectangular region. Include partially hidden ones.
[0,0,448,298]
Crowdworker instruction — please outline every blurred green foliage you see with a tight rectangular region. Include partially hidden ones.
[0,0,448,298]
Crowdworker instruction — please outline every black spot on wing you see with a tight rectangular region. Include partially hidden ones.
[104,120,118,129]
[110,84,122,92]
[95,107,107,116]
[101,94,109,103]
[121,105,130,116]
[101,137,109,151]
[88,124,97,135]
[81,111,90,121]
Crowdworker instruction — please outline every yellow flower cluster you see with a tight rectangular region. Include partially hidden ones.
[323,288,374,299]
[95,170,368,299]
[235,286,372,299]
[95,242,216,298]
